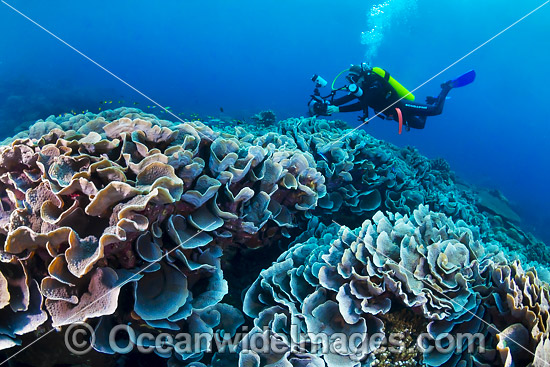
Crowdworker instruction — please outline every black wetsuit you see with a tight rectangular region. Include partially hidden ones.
[332,70,451,129]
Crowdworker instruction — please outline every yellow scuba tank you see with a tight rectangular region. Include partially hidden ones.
[372,67,415,101]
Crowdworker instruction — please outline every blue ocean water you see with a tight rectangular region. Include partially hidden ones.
[1,0,549,243]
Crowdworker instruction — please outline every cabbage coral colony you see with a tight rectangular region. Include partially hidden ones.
[0,108,548,367]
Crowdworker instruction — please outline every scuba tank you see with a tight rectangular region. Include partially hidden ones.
[331,64,415,102]
[371,67,415,101]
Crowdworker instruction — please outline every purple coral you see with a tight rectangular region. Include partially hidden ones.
[0,114,326,363]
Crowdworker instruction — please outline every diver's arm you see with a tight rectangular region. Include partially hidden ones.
[331,94,356,106]
[328,94,363,114]
[337,102,364,112]
[327,101,364,114]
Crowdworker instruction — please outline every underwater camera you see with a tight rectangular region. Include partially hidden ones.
[308,95,330,116]
[308,74,331,116]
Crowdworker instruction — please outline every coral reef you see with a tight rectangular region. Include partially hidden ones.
[1,108,548,367]
[0,254,48,350]
[0,112,325,363]
[244,205,549,366]
[250,110,276,126]
[272,117,550,274]
[475,188,521,224]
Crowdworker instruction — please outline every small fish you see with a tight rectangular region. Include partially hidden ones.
[108,101,113,104]
[99,107,102,111]
[220,107,224,113]
[133,102,139,105]
[318,152,329,162]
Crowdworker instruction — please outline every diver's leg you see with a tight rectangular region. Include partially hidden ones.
[426,82,453,115]
[401,83,453,116]
[404,115,427,129]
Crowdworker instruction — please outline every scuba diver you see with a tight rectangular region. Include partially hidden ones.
[308,63,476,133]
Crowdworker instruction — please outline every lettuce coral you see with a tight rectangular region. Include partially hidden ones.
[271,117,550,276]
[1,108,548,367]
[243,205,548,366]
[0,113,325,363]
[0,254,48,349]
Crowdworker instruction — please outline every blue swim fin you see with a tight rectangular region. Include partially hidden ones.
[449,70,476,88]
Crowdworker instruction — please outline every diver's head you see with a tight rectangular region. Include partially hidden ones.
[346,63,370,84]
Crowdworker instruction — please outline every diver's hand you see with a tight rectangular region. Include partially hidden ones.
[326,106,339,115]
